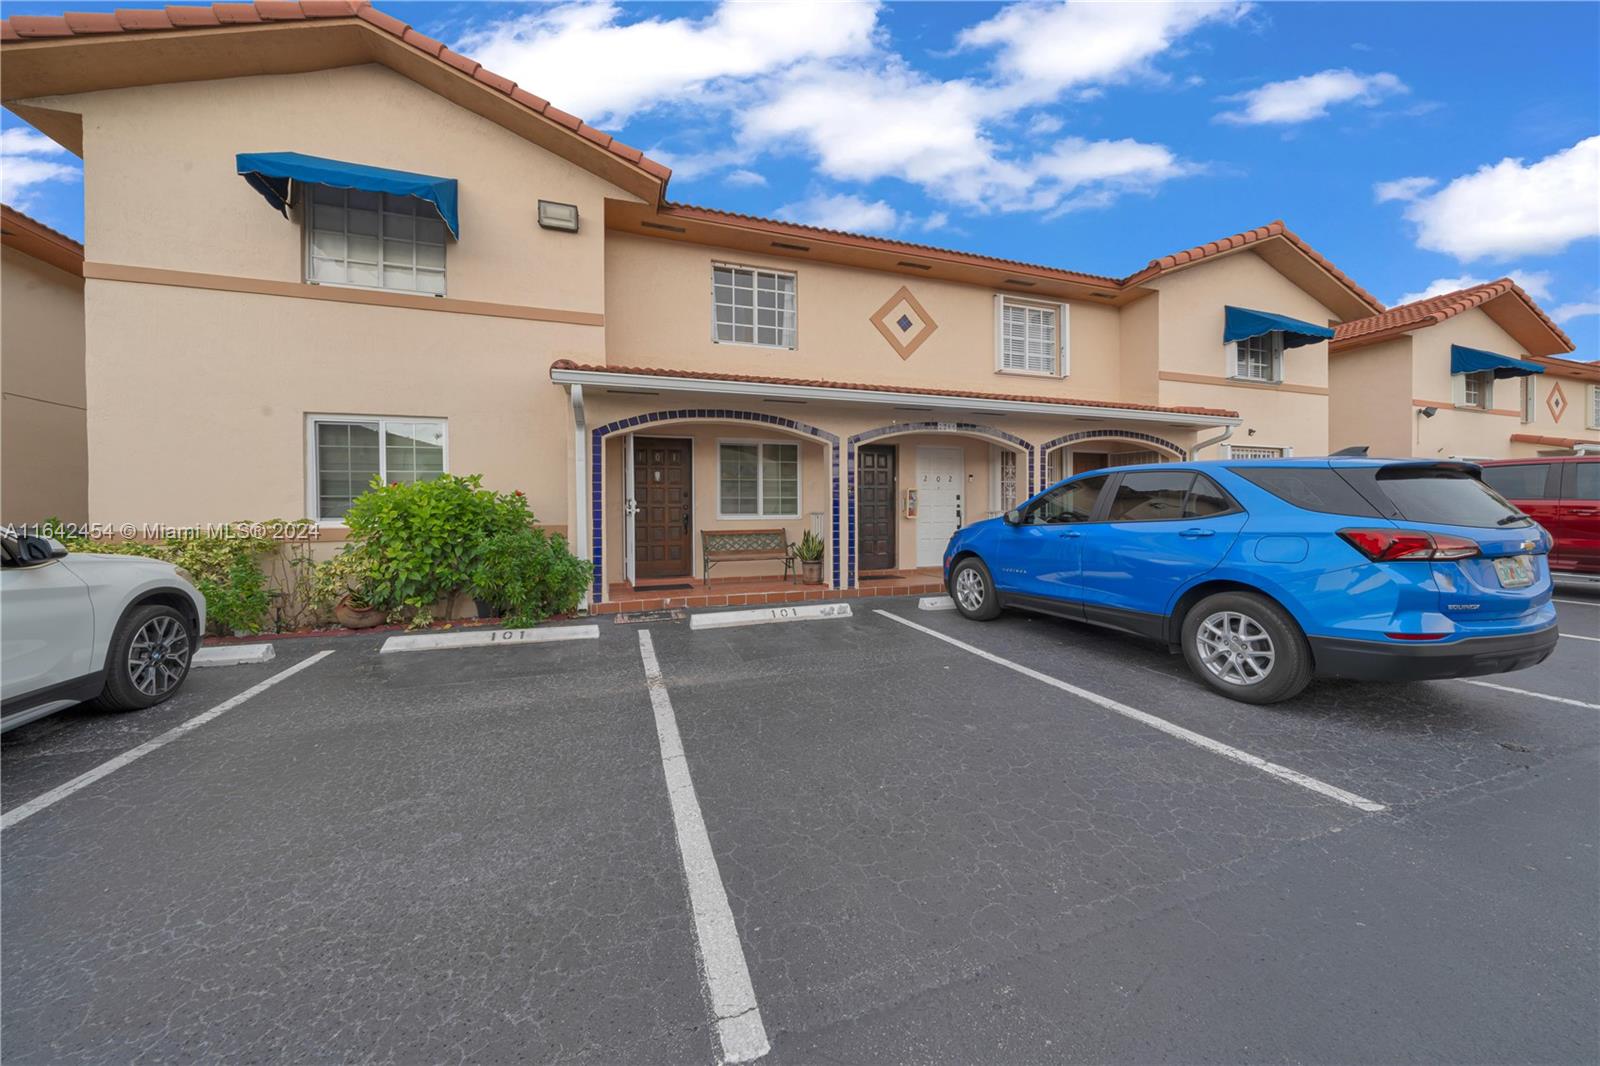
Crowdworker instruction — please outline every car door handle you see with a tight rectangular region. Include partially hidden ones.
[1058,530,1082,538]
[1179,527,1215,538]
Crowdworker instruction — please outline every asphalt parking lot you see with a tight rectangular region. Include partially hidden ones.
[4,591,1598,1064]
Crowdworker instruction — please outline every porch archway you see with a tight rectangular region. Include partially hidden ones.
[845,421,1036,587]
[1038,429,1188,485]
[590,409,841,603]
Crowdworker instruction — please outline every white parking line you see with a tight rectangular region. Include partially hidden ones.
[636,631,769,1063]
[1457,680,1600,710]
[876,610,1388,814]
[1553,598,1600,607]
[1560,632,1600,643]
[1,650,335,832]
[379,625,598,653]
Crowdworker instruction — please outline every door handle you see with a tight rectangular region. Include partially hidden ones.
[1567,508,1600,517]
[1059,530,1082,539]
[683,511,691,533]
[1179,527,1216,538]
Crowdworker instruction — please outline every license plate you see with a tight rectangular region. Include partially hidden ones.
[1492,554,1535,589]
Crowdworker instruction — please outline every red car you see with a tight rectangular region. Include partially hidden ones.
[1478,455,1600,583]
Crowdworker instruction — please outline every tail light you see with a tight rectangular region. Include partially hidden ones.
[1338,528,1481,561]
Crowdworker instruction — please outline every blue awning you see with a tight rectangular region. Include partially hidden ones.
[1224,306,1335,349]
[236,152,459,238]
[1450,344,1545,378]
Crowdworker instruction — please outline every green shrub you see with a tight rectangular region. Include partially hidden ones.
[793,529,825,562]
[471,526,590,627]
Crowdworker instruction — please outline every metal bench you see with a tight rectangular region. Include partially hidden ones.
[700,528,795,585]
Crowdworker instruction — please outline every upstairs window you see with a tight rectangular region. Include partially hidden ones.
[1460,370,1493,410]
[1589,384,1600,430]
[713,264,796,348]
[997,296,1064,375]
[307,187,447,296]
[1232,332,1283,382]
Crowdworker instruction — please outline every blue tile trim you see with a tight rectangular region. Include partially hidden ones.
[1036,430,1188,488]
[588,409,842,603]
[844,422,1038,588]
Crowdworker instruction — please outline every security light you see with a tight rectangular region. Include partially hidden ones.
[1419,406,1439,419]
[537,200,579,232]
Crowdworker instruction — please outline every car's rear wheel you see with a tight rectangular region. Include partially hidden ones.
[95,604,195,712]
[949,557,1001,620]
[1180,591,1312,704]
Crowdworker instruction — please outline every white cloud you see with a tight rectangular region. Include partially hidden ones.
[1216,68,1406,125]
[1373,175,1436,203]
[1393,269,1554,307]
[921,211,950,232]
[0,126,80,207]
[1026,113,1064,136]
[1401,136,1600,260]
[454,0,878,124]
[775,192,901,233]
[959,1,1248,104]
[1552,300,1599,324]
[724,169,768,188]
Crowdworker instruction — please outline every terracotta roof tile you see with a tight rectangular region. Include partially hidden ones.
[1510,433,1600,448]
[1332,278,1574,351]
[548,360,1240,419]
[660,202,1123,287]
[1,2,673,193]
[2,202,86,276]
[1126,220,1385,313]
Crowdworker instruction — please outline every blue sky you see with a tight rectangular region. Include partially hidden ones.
[4,1,1597,353]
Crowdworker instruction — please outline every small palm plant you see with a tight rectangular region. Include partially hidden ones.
[793,530,826,584]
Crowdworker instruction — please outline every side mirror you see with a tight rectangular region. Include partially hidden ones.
[14,535,66,565]
[1004,508,1023,526]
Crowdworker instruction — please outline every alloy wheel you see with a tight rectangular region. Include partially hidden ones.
[127,615,191,697]
[954,567,986,613]
[1194,610,1275,686]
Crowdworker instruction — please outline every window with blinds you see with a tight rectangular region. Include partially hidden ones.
[997,297,1062,375]
[306,186,447,295]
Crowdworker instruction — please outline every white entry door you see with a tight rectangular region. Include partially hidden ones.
[916,446,965,567]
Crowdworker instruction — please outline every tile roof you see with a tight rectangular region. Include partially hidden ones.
[1332,278,1573,350]
[1530,353,1600,382]
[660,202,1123,287]
[1124,220,1385,312]
[0,2,672,187]
[1509,433,1600,448]
[549,360,1240,419]
[1,202,84,275]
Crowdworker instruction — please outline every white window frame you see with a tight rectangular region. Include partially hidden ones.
[303,185,448,297]
[1522,375,1538,423]
[994,295,1069,377]
[304,414,450,525]
[1227,332,1284,383]
[715,438,802,520]
[711,262,798,350]
[1458,370,1493,410]
[1587,384,1600,430]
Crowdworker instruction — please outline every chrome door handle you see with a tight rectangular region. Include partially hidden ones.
[1060,530,1082,538]
[1179,527,1215,538]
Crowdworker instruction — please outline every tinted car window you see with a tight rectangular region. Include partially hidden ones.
[1232,467,1381,516]
[1186,474,1234,518]
[1026,474,1108,524]
[1107,471,1193,521]
[1568,462,1600,501]
[1372,468,1529,528]
[1480,463,1553,500]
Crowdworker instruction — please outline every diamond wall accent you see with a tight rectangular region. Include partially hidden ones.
[870,286,938,361]
[1547,380,1568,423]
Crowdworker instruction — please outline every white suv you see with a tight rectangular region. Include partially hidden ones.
[1,533,207,733]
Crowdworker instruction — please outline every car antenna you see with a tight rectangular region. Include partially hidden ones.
[1331,445,1369,457]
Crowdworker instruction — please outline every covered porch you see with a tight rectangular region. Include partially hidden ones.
[553,361,1240,609]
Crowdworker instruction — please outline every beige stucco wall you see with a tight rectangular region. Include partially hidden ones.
[604,233,1126,402]
[1,245,88,523]
[1149,250,1335,457]
[24,63,635,526]
[1328,336,1414,457]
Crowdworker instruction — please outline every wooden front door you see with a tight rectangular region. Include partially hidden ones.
[633,437,693,579]
[858,444,897,571]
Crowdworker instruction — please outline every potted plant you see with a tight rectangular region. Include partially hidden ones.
[317,550,387,629]
[793,530,825,585]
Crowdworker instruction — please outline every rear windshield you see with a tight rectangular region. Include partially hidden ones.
[1231,467,1380,516]
[1367,468,1530,528]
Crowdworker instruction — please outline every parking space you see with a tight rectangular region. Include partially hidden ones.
[3,595,1596,1063]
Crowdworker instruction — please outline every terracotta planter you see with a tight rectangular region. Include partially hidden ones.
[334,593,386,629]
[800,559,823,585]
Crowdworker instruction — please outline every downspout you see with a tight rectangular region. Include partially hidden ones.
[1190,424,1234,458]
[570,383,591,612]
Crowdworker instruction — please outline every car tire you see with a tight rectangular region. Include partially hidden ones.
[949,557,1002,621]
[1180,591,1312,705]
[95,604,196,712]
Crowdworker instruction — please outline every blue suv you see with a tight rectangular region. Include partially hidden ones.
[942,458,1559,704]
